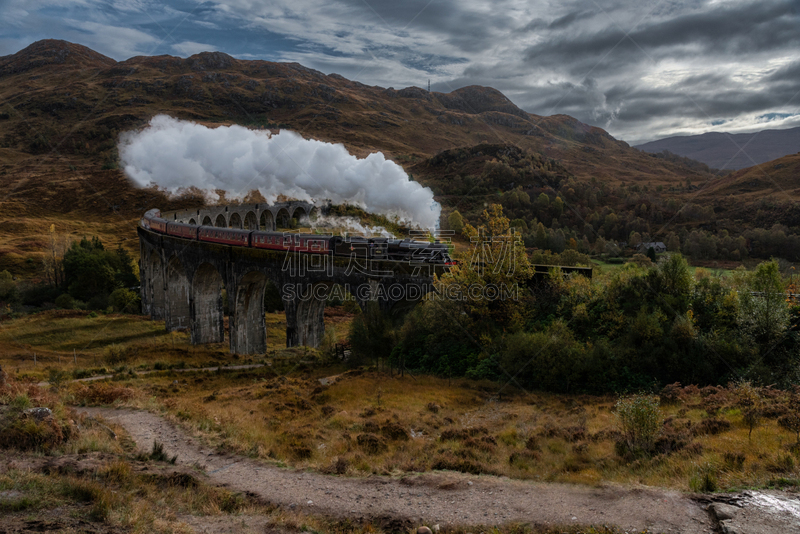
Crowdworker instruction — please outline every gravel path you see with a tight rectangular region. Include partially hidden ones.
[37,364,270,387]
[77,407,718,533]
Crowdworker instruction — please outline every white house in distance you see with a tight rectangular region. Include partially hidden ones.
[637,241,667,253]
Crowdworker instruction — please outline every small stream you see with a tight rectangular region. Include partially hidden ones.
[743,491,800,521]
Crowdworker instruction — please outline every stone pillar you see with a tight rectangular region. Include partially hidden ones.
[150,251,166,321]
[190,263,225,344]
[139,243,150,316]
[166,257,191,331]
[283,297,299,348]
[229,271,268,354]
[283,283,327,348]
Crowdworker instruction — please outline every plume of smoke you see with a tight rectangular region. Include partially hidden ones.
[310,215,394,238]
[118,115,441,229]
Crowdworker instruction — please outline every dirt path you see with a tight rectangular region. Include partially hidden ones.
[76,407,722,533]
[37,364,271,387]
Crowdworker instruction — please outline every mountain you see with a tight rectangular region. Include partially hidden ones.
[0,39,712,195]
[635,127,800,170]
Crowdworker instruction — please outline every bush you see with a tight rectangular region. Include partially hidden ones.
[21,284,61,307]
[47,368,70,390]
[109,288,140,313]
[54,293,75,309]
[0,408,76,452]
[356,433,387,455]
[0,270,18,304]
[689,462,718,493]
[104,344,134,365]
[87,294,109,311]
[615,394,662,455]
[733,380,762,440]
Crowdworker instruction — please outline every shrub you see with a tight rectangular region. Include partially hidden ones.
[72,383,135,405]
[659,382,683,405]
[149,440,177,463]
[733,380,762,440]
[691,417,732,436]
[109,288,140,313]
[356,433,387,455]
[47,368,70,390]
[54,293,75,309]
[87,294,108,311]
[689,462,718,493]
[615,394,662,455]
[380,422,409,441]
[778,387,800,445]
[0,408,76,452]
[104,343,134,365]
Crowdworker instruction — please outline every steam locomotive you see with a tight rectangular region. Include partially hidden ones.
[141,209,454,264]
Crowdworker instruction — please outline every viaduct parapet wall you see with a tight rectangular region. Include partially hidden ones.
[168,201,317,231]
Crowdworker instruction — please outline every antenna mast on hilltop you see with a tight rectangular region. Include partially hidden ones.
[427,79,430,92]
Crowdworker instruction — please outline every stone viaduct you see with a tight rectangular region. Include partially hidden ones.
[138,203,441,355]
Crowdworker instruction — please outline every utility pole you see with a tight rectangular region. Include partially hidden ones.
[427,79,430,92]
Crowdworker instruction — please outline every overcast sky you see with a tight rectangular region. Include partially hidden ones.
[2,0,799,144]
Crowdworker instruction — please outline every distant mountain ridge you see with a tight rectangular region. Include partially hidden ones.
[635,127,800,170]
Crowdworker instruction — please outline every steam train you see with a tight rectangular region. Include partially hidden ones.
[141,209,454,264]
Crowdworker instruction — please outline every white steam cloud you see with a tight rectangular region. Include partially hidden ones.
[119,115,441,229]
[310,215,394,238]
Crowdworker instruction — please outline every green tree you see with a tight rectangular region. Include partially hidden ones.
[653,253,693,314]
[739,260,789,343]
[666,232,681,252]
[535,192,550,210]
[447,210,464,234]
[509,218,528,234]
[62,237,139,303]
[534,222,548,249]
[348,301,394,367]
[551,196,564,219]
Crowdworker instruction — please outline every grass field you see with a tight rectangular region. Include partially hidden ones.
[0,308,351,381]
[591,256,738,277]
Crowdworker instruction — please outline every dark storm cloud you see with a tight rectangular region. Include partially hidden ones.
[4,0,800,142]
[767,60,800,84]
[524,1,799,67]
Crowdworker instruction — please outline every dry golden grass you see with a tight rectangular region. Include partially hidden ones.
[0,310,320,383]
[107,366,800,492]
